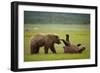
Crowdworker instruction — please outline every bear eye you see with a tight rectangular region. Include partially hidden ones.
[55,36,58,38]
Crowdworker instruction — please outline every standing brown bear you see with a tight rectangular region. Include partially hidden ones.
[30,33,61,54]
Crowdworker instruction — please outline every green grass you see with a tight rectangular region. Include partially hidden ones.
[24,24,90,62]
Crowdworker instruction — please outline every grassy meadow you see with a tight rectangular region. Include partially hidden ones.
[24,24,90,62]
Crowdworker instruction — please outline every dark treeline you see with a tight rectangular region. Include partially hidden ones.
[24,11,90,24]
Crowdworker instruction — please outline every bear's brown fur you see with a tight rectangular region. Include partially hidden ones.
[61,34,85,53]
[30,33,61,54]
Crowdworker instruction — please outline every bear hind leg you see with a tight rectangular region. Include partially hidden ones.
[35,47,40,54]
[30,48,35,54]
[44,46,49,54]
[30,45,39,54]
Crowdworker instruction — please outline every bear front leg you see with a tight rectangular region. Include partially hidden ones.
[78,47,85,53]
[50,46,56,54]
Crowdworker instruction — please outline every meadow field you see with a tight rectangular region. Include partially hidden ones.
[24,24,90,62]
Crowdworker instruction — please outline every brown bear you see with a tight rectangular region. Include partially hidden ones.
[61,34,85,53]
[30,33,61,54]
